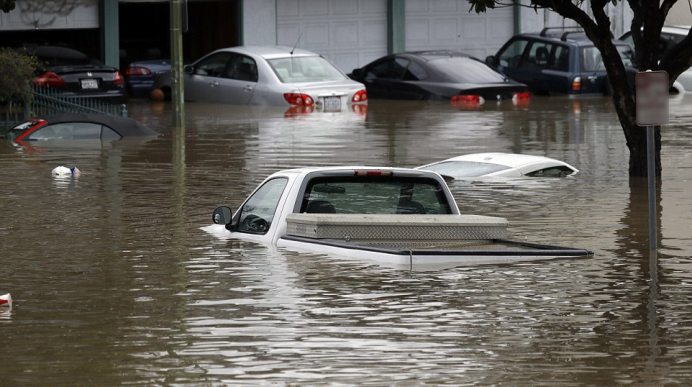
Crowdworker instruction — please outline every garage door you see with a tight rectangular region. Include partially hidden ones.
[276,0,388,74]
[405,0,514,60]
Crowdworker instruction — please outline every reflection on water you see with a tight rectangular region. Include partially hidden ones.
[1,96,692,385]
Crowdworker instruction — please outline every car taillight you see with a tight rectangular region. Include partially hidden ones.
[354,170,393,176]
[512,91,531,105]
[33,72,66,87]
[352,89,368,102]
[284,93,314,106]
[124,67,152,76]
[449,94,485,108]
[572,76,581,92]
[114,70,125,85]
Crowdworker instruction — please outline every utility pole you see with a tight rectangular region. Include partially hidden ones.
[170,0,185,128]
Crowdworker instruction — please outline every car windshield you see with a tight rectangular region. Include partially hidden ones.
[267,56,347,83]
[581,45,635,71]
[420,161,512,178]
[428,57,507,83]
[300,175,453,215]
[32,46,103,67]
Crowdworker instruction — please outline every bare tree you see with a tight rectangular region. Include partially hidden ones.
[469,0,692,177]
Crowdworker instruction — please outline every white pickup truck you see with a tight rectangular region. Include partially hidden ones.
[206,166,592,267]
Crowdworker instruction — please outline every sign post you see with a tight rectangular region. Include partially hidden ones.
[635,70,668,251]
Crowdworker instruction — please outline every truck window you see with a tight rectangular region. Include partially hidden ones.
[300,176,452,215]
[238,178,288,234]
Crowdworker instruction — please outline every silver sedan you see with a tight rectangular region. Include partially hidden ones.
[155,46,368,110]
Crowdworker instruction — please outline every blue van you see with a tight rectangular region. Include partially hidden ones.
[486,28,635,95]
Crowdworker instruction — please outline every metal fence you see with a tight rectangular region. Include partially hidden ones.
[1,86,128,128]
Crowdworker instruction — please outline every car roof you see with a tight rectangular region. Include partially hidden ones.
[437,152,574,169]
[516,31,627,47]
[400,50,474,60]
[661,25,691,35]
[35,114,158,137]
[215,46,319,59]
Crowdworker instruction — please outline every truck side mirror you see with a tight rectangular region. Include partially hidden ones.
[485,55,498,68]
[212,206,233,225]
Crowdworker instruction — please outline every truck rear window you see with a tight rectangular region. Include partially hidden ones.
[300,176,452,215]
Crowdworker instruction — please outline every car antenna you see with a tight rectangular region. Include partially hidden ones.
[290,32,303,55]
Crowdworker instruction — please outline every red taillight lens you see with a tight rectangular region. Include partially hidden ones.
[284,93,314,106]
[124,67,152,76]
[352,89,368,103]
[450,94,485,107]
[354,170,393,177]
[113,70,125,85]
[33,72,66,87]
[572,76,581,92]
[512,91,531,105]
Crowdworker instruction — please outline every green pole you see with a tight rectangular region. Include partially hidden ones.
[170,0,185,128]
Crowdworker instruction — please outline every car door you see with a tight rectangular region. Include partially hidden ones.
[540,44,573,94]
[361,57,409,99]
[216,53,258,105]
[184,52,232,102]
[494,38,531,85]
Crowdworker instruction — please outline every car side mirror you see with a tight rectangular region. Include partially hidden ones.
[485,55,498,68]
[212,206,233,225]
[184,65,194,74]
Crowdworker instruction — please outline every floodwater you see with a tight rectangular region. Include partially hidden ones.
[1,95,692,386]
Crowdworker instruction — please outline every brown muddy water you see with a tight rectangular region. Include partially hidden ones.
[1,95,691,386]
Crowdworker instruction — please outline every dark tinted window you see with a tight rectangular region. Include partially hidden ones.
[498,39,529,68]
[403,61,429,81]
[31,46,102,67]
[365,58,409,81]
[524,41,553,69]
[550,45,570,71]
[525,166,575,177]
[225,54,258,82]
[193,52,231,77]
[428,57,506,83]
[301,176,452,215]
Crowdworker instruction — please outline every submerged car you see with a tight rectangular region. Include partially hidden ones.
[152,46,367,110]
[348,51,530,107]
[486,28,636,95]
[20,44,128,103]
[1,114,158,145]
[620,26,692,93]
[416,153,578,179]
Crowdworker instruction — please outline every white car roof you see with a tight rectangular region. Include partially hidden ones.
[662,26,690,35]
[439,152,569,168]
[220,46,319,59]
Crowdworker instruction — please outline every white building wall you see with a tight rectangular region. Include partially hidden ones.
[242,0,277,46]
[0,0,99,31]
[518,0,633,39]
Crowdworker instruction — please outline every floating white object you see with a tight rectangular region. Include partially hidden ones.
[0,293,11,308]
[52,166,81,178]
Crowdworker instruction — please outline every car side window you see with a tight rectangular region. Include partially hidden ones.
[498,39,529,68]
[225,54,258,82]
[70,122,104,139]
[525,166,574,177]
[101,125,121,140]
[237,178,288,234]
[365,58,410,81]
[27,123,78,140]
[525,41,554,69]
[193,52,232,77]
[403,61,429,81]
[549,45,570,72]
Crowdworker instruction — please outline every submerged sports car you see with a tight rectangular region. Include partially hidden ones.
[416,153,578,179]
[1,113,158,145]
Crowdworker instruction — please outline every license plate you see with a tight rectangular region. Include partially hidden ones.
[323,96,341,112]
[81,79,98,89]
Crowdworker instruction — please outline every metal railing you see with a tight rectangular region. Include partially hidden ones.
[1,86,128,128]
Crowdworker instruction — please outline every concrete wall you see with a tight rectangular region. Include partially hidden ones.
[517,0,633,39]
[0,0,99,31]
[242,0,276,46]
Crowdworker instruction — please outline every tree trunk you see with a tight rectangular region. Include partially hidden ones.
[624,124,661,177]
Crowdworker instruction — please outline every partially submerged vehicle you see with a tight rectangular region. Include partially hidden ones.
[416,152,578,179]
[205,167,592,268]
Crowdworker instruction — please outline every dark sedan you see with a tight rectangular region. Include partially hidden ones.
[22,44,128,103]
[1,114,158,145]
[348,51,530,108]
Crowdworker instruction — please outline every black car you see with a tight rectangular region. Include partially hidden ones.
[348,51,530,107]
[486,28,636,95]
[21,44,128,103]
[1,114,158,145]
